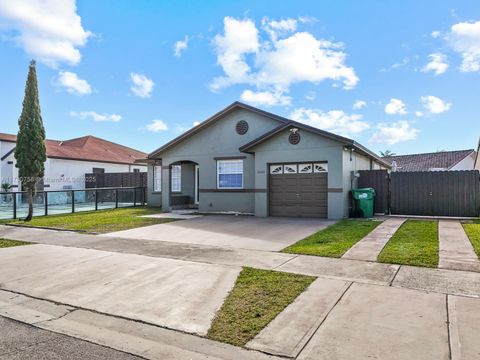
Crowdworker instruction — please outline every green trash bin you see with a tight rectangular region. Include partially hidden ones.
[351,188,375,218]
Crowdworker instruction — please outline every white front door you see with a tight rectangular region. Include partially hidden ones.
[194,165,199,204]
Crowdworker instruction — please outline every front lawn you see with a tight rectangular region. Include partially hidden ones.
[207,267,315,346]
[463,220,480,258]
[2,207,174,234]
[377,220,438,267]
[282,219,382,258]
[0,239,31,248]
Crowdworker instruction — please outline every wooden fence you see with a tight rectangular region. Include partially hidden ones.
[85,172,147,189]
[357,170,480,217]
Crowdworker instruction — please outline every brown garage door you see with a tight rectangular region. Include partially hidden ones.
[269,163,328,218]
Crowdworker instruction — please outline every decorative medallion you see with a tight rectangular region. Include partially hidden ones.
[289,129,301,145]
[235,120,249,135]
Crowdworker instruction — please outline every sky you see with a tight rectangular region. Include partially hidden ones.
[0,0,479,155]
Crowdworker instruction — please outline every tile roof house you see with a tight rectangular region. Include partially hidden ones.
[143,101,390,219]
[383,149,477,172]
[0,133,147,191]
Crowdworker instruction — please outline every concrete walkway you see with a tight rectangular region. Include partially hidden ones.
[342,218,405,261]
[439,220,480,272]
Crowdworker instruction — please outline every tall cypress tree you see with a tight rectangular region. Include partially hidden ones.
[14,60,47,221]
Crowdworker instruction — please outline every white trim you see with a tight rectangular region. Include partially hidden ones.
[194,165,199,204]
[217,159,244,189]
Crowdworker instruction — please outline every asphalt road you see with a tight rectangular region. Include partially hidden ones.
[0,316,142,360]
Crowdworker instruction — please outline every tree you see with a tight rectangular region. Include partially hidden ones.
[14,60,46,221]
[380,150,396,157]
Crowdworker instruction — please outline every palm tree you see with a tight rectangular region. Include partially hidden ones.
[380,150,396,157]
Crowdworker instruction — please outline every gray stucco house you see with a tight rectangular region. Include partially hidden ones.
[143,102,390,219]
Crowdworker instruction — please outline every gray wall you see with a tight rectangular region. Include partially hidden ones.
[249,128,345,219]
[148,108,281,213]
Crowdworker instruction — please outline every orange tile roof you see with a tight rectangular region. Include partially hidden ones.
[0,133,147,165]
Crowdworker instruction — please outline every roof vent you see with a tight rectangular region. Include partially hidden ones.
[236,120,249,135]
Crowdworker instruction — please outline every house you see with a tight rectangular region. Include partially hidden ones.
[383,149,477,172]
[0,133,147,191]
[475,139,480,170]
[141,102,390,219]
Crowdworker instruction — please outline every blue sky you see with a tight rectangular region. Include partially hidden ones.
[0,0,479,155]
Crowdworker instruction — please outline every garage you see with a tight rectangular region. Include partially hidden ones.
[269,162,328,218]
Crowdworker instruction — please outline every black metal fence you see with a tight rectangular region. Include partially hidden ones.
[0,187,146,220]
[358,170,480,217]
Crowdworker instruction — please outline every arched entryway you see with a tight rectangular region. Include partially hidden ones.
[168,160,199,210]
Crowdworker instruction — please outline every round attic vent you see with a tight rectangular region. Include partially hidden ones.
[235,120,249,135]
[289,130,301,145]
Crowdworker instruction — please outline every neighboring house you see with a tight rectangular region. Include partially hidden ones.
[141,102,390,219]
[0,133,147,191]
[475,139,480,170]
[383,149,477,172]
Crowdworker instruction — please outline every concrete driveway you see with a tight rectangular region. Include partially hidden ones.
[0,244,240,336]
[101,215,336,251]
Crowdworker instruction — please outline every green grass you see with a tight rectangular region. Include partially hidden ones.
[377,220,438,267]
[282,219,382,258]
[2,207,174,234]
[0,238,31,248]
[463,220,480,258]
[207,267,315,346]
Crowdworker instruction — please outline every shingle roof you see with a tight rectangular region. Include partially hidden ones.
[383,150,475,172]
[0,133,147,165]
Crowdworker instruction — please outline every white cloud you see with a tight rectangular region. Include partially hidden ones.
[210,17,259,91]
[174,36,188,57]
[420,95,452,114]
[290,108,369,137]
[145,119,168,132]
[240,89,291,106]
[415,111,424,117]
[192,121,200,127]
[369,121,418,145]
[261,17,297,41]
[421,53,448,75]
[431,30,441,39]
[385,98,407,115]
[305,91,316,101]
[210,16,358,98]
[56,71,91,95]
[70,111,121,122]
[447,20,480,72]
[0,0,92,67]
[130,72,154,98]
[353,100,366,110]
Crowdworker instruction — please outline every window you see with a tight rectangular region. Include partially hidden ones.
[133,168,140,173]
[217,160,243,189]
[171,165,182,192]
[92,167,105,174]
[153,165,162,192]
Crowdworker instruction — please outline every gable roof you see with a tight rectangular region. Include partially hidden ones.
[0,133,147,165]
[148,102,291,158]
[383,149,475,172]
[148,101,390,167]
[239,120,391,167]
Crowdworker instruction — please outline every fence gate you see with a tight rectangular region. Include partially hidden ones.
[358,170,389,214]
[358,170,480,217]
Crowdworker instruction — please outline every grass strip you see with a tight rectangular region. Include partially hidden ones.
[377,219,438,267]
[207,267,315,346]
[0,238,31,248]
[282,219,382,258]
[463,220,480,258]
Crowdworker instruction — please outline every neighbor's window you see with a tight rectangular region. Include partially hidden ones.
[153,165,162,192]
[217,160,243,189]
[171,165,182,192]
